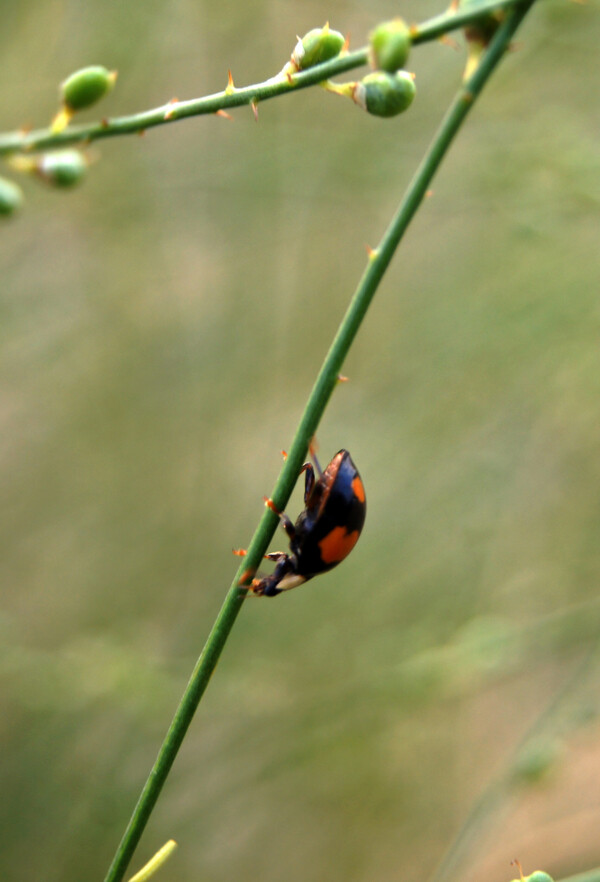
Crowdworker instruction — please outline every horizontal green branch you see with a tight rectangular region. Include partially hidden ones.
[0,0,530,157]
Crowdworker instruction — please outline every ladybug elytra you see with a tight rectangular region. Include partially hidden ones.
[246,449,366,597]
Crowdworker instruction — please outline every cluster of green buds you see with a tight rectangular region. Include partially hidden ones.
[52,64,117,133]
[325,18,416,119]
[1,64,113,217]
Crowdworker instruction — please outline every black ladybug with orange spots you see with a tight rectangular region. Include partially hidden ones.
[247,449,366,597]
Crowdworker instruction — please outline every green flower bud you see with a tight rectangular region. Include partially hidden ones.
[513,739,560,785]
[37,150,88,187]
[369,19,411,73]
[0,176,24,216]
[52,65,117,132]
[290,24,345,71]
[510,869,554,882]
[354,70,416,118]
[61,65,117,112]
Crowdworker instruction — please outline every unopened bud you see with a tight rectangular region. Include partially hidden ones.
[52,65,117,132]
[61,65,117,111]
[353,70,416,118]
[37,150,88,187]
[369,19,411,72]
[289,24,345,72]
[0,176,24,216]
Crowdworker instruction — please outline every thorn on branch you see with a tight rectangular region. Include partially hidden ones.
[225,69,236,95]
[439,34,460,50]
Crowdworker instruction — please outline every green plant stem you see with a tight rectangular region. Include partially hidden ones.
[103,4,536,881]
[0,0,529,158]
[561,869,600,882]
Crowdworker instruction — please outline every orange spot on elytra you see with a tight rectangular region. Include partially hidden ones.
[318,526,359,565]
[351,476,365,504]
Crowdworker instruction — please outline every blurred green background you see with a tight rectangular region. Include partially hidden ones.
[2,2,600,881]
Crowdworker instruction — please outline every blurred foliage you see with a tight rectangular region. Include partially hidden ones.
[1,2,600,882]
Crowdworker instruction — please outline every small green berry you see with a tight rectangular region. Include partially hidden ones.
[37,150,88,187]
[513,739,560,784]
[290,24,345,71]
[0,176,24,216]
[509,859,554,882]
[354,70,416,118]
[61,65,117,112]
[369,19,411,73]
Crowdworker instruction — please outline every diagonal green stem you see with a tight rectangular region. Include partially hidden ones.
[103,3,537,881]
[0,0,530,157]
[560,869,600,882]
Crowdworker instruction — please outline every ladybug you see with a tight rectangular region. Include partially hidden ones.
[245,449,366,597]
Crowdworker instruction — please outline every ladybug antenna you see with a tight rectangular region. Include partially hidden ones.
[309,440,323,476]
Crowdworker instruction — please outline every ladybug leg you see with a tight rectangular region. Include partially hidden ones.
[300,462,316,504]
[247,554,294,597]
[308,439,324,477]
[233,548,287,561]
[264,496,296,541]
